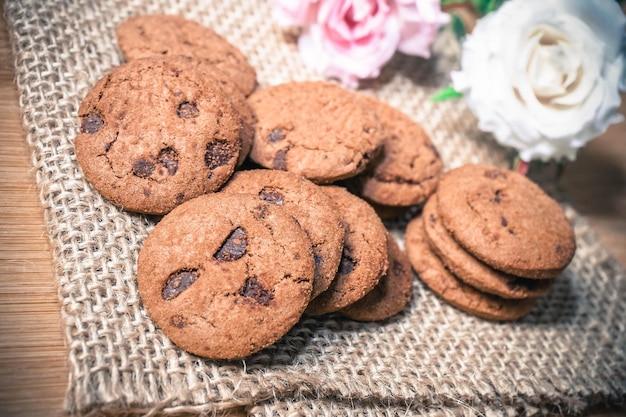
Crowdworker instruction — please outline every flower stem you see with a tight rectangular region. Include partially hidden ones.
[513,156,530,176]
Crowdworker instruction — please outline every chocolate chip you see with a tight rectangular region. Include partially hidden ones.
[132,158,155,178]
[268,129,286,143]
[175,192,185,203]
[143,188,150,197]
[205,140,235,170]
[429,214,436,223]
[214,227,247,262]
[556,244,564,254]
[253,204,269,220]
[177,101,199,119]
[170,315,186,328]
[338,247,357,275]
[501,216,508,227]
[392,260,404,275]
[259,187,284,205]
[238,277,273,306]
[484,169,507,179]
[81,113,104,134]
[162,269,199,300]
[273,149,288,170]
[158,147,179,176]
[493,189,503,203]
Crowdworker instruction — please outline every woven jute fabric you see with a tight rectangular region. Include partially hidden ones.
[4,0,626,415]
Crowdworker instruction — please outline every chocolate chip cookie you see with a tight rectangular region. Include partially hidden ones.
[136,192,315,359]
[422,196,555,299]
[306,186,388,315]
[116,14,257,96]
[436,164,576,278]
[75,57,243,214]
[353,95,443,207]
[341,234,413,321]
[247,81,386,183]
[405,215,537,321]
[220,169,345,298]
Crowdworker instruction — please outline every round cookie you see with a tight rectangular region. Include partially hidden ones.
[354,95,443,207]
[436,164,576,279]
[341,234,413,322]
[117,14,257,96]
[220,169,345,298]
[75,57,242,214]
[306,186,389,315]
[422,196,556,299]
[247,81,386,184]
[137,192,315,359]
[405,216,537,321]
[75,57,242,215]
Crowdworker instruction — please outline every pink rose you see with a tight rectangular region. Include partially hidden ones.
[396,0,450,58]
[298,0,401,88]
[273,0,449,87]
[272,0,319,27]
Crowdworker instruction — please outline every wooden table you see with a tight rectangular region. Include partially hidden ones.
[0,11,624,417]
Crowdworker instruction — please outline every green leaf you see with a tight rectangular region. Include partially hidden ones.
[430,86,464,102]
[450,13,466,40]
[485,0,505,13]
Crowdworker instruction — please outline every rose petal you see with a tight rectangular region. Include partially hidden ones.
[546,0,625,60]
[396,0,449,57]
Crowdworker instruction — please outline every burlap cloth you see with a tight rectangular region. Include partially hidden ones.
[4,1,626,416]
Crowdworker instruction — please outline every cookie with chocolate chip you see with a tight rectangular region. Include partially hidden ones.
[436,164,576,278]
[405,215,537,321]
[422,196,555,299]
[306,186,388,315]
[221,169,345,299]
[247,81,386,183]
[340,233,413,321]
[75,57,242,214]
[137,192,315,359]
[116,14,257,96]
[353,95,443,207]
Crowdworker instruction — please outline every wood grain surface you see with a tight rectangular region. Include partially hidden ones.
[0,9,624,417]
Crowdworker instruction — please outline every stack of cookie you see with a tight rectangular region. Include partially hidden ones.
[405,164,576,321]
[137,169,414,359]
[246,81,443,216]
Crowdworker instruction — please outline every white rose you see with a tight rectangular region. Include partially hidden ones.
[451,0,626,162]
